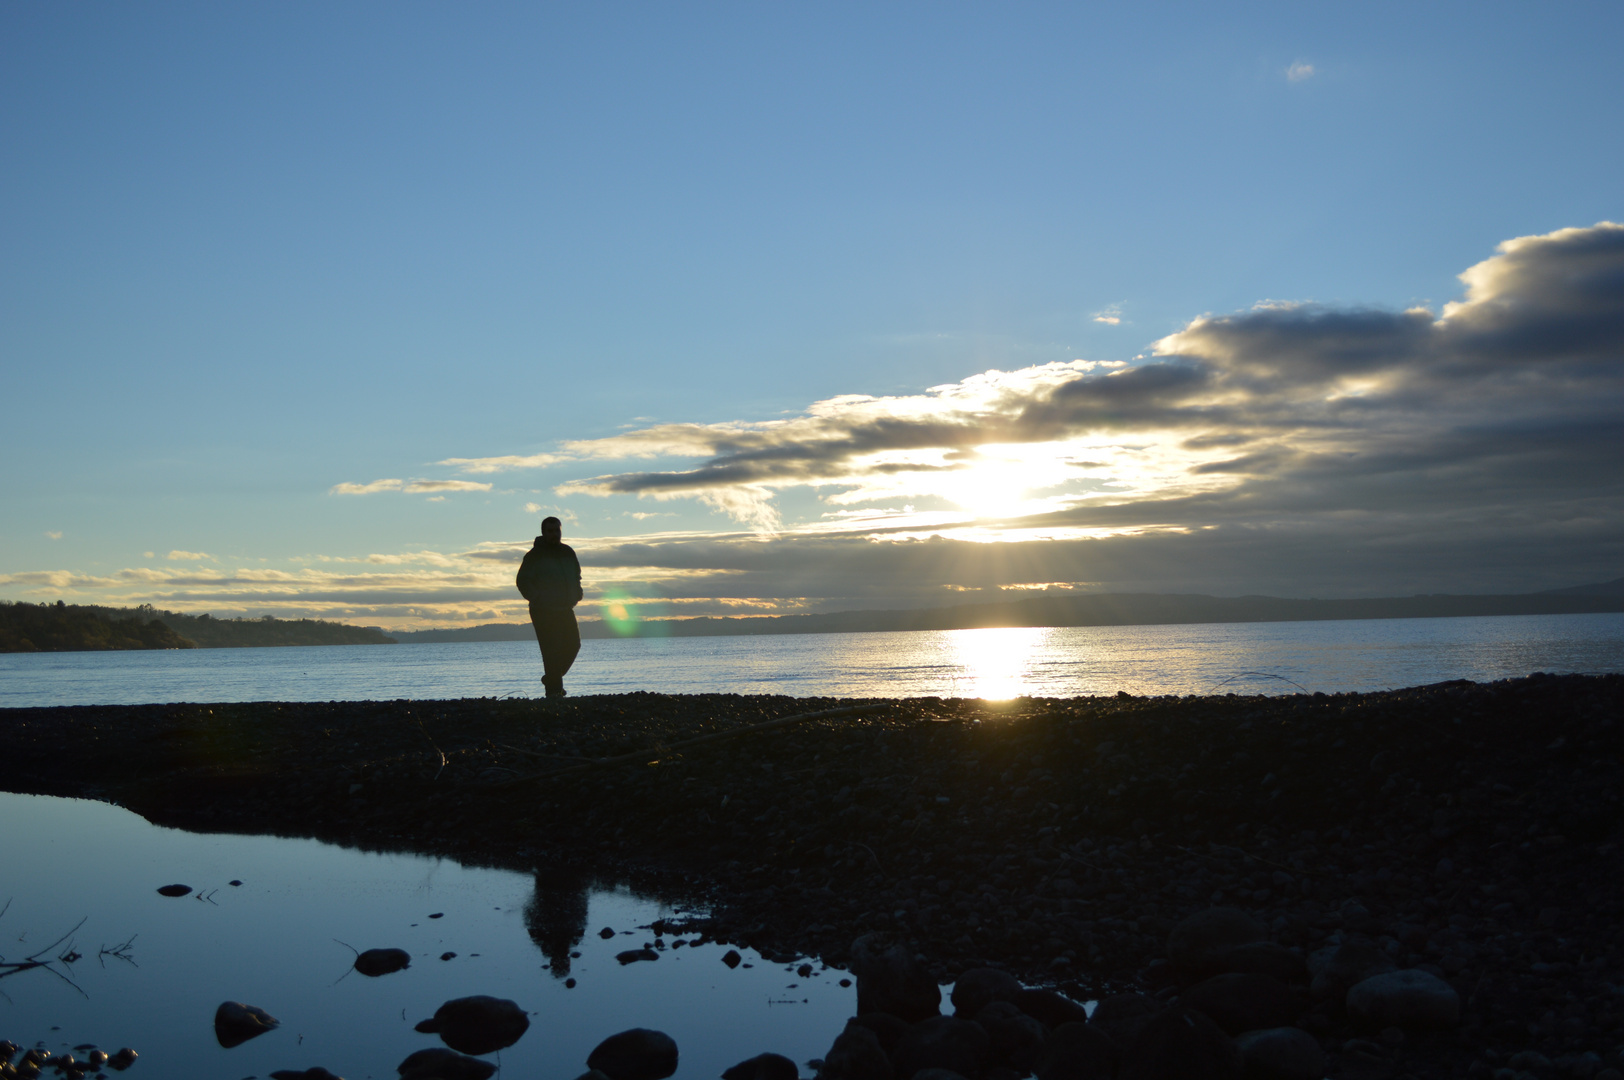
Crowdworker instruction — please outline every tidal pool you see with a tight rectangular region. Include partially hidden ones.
[0,792,856,1079]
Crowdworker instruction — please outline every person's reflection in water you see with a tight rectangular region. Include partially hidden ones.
[523,868,591,978]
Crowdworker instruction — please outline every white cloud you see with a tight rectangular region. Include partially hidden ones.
[330,478,492,495]
[45,530,62,540]
[437,452,563,474]
[1093,304,1124,325]
[1286,61,1316,82]
[166,550,212,561]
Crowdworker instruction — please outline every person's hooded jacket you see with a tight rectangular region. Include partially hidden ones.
[516,536,583,610]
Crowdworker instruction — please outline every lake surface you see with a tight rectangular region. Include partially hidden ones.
[0,792,856,1079]
[2,613,1622,708]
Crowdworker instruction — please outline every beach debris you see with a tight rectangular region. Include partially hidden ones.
[214,1001,280,1048]
[414,995,529,1055]
[586,1028,679,1080]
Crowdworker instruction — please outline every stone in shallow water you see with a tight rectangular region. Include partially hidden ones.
[414,995,530,1055]
[157,883,192,897]
[587,1028,680,1080]
[214,1001,280,1048]
[270,1068,346,1080]
[1345,969,1460,1030]
[354,947,411,976]
[820,1022,893,1080]
[397,1047,496,1080]
[722,949,743,968]
[891,1015,991,1080]
[616,948,659,964]
[850,932,941,1023]
[976,1001,1047,1072]
[722,1052,800,1080]
[951,967,1023,1018]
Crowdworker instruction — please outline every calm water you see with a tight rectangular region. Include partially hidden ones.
[0,792,855,1079]
[2,613,1623,708]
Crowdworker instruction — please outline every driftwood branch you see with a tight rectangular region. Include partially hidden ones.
[495,703,888,788]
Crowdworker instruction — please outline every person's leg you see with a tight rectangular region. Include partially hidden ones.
[531,607,580,697]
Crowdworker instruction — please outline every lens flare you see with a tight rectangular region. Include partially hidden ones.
[600,590,640,636]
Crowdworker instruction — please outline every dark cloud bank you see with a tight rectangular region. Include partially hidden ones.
[573,224,1624,609]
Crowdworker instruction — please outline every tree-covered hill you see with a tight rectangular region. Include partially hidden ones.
[0,601,194,652]
[0,601,396,652]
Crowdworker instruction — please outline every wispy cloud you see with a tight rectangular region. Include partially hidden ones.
[1092,304,1124,325]
[165,550,212,561]
[1286,61,1316,82]
[44,531,62,540]
[436,452,564,474]
[330,478,493,495]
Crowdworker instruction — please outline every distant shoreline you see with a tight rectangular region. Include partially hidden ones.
[395,581,1624,643]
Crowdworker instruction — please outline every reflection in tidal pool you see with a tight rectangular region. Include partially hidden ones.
[0,793,854,1079]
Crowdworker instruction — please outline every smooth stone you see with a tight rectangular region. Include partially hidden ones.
[722,1052,800,1080]
[157,884,192,897]
[586,1028,680,1080]
[616,948,659,964]
[413,995,530,1055]
[1309,940,1396,1004]
[1033,1021,1117,1080]
[1120,1006,1240,1080]
[571,1072,614,1080]
[270,1069,345,1080]
[1233,1027,1326,1080]
[1167,909,1269,977]
[723,949,743,968]
[214,1001,280,1049]
[975,1002,1047,1072]
[849,1013,911,1057]
[354,948,411,977]
[1178,974,1300,1036]
[397,1047,497,1080]
[913,1072,970,1080]
[952,968,1024,1019]
[1345,969,1461,1030]
[1088,994,1161,1049]
[1210,942,1308,983]
[821,1022,895,1080]
[891,1015,992,1080]
[850,933,942,1023]
[1015,989,1092,1029]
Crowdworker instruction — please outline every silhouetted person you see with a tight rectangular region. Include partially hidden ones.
[516,516,583,699]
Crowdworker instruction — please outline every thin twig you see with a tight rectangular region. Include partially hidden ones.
[1207,671,1312,695]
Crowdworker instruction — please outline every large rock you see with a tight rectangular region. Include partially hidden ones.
[1088,994,1161,1049]
[975,1002,1047,1072]
[1233,1027,1325,1080]
[215,1001,280,1048]
[1015,989,1091,1030]
[1119,1006,1239,1080]
[587,1029,680,1080]
[850,934,942,1023]
[414,996,530,1056]
[1308,940,1395,1004]
[1166,909,1268,978]
[821,1022,894,1080]
[952,968,1023,1019]
[892,1015,992,1080]
[1032,1021,1116,1080]
[270,1070,345,1080]
[1177,974,1300,1036]
[849,1014,910,1058]
[397,1048,497,1080]
[1209,942,1307,983]
[1345,969,1460,1030]
[722,1053,799,1080]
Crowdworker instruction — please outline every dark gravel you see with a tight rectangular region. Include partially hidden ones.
[5,672,1624,1078]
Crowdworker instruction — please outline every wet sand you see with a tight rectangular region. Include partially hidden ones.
[5,674,1623,1078]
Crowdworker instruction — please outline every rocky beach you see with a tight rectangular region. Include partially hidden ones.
[4,673,1623,1079]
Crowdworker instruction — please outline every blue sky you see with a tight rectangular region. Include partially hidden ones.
[4,2,1622,628]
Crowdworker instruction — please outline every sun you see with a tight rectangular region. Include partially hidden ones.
[945,462,1032,520]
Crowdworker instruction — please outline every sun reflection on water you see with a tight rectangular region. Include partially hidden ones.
[946,625,1051,699]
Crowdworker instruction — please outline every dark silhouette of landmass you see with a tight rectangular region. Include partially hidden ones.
[0,600,194,652]
[390,576,1624,643]
[0,601,396,653]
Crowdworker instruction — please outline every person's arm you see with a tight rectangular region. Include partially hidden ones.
[571,551,584,607]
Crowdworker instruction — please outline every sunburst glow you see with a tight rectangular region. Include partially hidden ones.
[946,625,1051,700]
